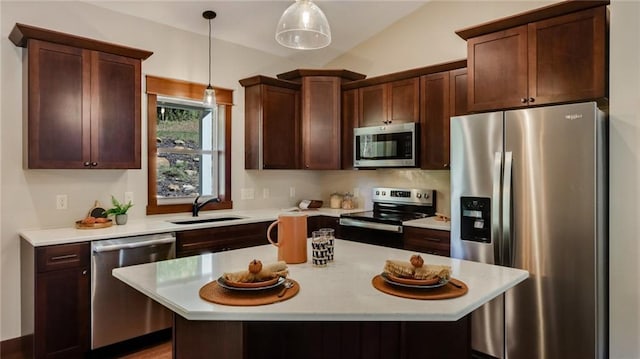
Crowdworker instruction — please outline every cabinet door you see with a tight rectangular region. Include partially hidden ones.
[341,89,358,169]
[389,78,420,124]
[467,25,528,112]
[176,222,271,257]
[263,85,301,169]
[403,227,450,257]
[307,216,340,237]
[27,40,91,169]
[302,77,341,169]
[358,84,387,127]
[420,72,450,170]
[35,243,90,359]
[91,51,141,168]
[449,68,468,117]
[528,6,607,105]
[244,84,300,169]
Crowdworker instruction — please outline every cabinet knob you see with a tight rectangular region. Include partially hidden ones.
[91,162,98,167]
[520,98,527,104]
[82,270,87,275]
[529,97,535,103]
[83,161,91,167]
[443,163,449,168]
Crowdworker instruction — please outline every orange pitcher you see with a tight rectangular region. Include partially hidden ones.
[267,213,308,264]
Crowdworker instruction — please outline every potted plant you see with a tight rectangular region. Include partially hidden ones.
[105,195,134,225]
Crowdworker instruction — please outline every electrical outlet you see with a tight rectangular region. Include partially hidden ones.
[124,191,134,204]
[289,187,296,198]
[263,188,270,199]
[241,188,255,200]
[56,194,68,210]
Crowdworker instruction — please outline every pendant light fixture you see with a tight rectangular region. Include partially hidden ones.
[203,10,216,106]
[275,0,331,50]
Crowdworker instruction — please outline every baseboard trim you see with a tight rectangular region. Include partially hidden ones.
[1,334,32,358]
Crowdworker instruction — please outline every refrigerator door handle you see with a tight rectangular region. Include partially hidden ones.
[492,152,503,265]
[502,151,513,267]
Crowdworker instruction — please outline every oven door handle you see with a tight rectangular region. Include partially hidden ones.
[339,218,403,233]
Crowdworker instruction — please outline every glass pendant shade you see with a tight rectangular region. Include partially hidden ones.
[275,0,331,50]
[203,85,215,107]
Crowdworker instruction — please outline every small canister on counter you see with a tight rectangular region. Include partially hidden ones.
[341,193,355,209]
[330,192,343,209]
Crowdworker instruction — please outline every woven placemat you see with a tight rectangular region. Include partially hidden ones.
[372,275,468,300]
[199,279,300,306]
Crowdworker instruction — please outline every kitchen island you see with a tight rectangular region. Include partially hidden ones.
[114,239,527,358]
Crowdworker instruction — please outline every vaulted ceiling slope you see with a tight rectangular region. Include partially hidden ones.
[86,1,429,66]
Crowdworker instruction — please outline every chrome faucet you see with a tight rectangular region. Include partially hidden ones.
[192,195,220,217]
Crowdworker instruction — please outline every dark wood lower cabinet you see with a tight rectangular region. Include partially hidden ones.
[173,316,470,359]
[22,242,91,359]
[176,222,272,257]
[403,227,451,257]
[307,215,340,237]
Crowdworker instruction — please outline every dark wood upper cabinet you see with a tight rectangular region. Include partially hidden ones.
[461,3,608,112]
[527,7,607,105]
[359,78,419,127]
[420,71,450,170]
[301,76,342,169]
[10,24,151,169]
[449,68,468,117]
[241,76,301,170]
[341,89,358,169]
[243,70,364,171]
[359,84,387,127]
[91,51,141,168]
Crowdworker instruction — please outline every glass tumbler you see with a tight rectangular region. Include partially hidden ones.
[319,228,335,261]
[311,231,328,267]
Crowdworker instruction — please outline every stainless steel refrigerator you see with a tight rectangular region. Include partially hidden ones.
[450,102,607,359]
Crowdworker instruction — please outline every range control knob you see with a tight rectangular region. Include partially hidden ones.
[423,193,430,199]
[416,193,422,198]
[375,190,380,196]
[381,191,386,196]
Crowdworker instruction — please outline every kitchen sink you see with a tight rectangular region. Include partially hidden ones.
[168,216,245,225]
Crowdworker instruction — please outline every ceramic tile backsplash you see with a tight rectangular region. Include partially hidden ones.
[319,169,451,215]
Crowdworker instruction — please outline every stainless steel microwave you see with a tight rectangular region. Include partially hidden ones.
[353,122,418,168]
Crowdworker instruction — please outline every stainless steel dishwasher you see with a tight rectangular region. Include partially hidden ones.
[91,233,176,349]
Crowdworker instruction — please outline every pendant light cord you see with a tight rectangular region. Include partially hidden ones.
[208,17,212,87]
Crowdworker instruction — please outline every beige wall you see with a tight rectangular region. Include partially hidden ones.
[328,1,640,358]
[2,1,639,358]
[0,1,323,340]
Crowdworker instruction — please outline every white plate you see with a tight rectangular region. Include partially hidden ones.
[380,272,448,289]
[217,276,285,291]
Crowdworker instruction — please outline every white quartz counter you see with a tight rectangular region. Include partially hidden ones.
[403,216,451,231]
[19,208,449,246]
[18,208,356,246]
[113,239,528,322]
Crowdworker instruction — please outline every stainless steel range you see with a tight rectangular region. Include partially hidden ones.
[339,187,436,248]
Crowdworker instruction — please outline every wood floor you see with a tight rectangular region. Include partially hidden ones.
[3,331,172,359]
[117,340,172,359]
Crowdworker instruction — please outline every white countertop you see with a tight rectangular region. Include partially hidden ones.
[403,216,451,231]
[113,239,528,322]
[19,208,449,246]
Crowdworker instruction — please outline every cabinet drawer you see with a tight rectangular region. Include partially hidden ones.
[176,222,271,257]
[36,242,90,273]
[403,227,450,257]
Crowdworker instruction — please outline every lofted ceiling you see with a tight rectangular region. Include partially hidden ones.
[87,1,429,66]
